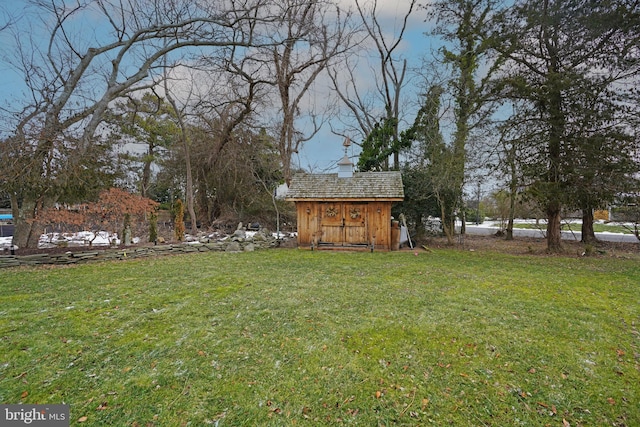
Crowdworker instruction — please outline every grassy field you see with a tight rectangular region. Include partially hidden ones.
[1,248,639,426]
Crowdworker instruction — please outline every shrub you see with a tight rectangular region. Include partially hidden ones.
[174,199,185,241]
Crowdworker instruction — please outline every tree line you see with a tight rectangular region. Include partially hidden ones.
[0,0,638,251]
[360,0,640,251]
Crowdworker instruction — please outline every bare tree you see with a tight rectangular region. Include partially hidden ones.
[163,69,199,235]
[263,0,354,185]
[192,41,271,166]
[139,24,272,227]
[0,0,268,247]
[0,3,15,33]
[329,0,417,170]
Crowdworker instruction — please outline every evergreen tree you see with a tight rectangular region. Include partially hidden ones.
[112,93,178,198]
[492,0,640,252]
[425,0,502,237]
[400,85,460,243]
[357,116,400,171]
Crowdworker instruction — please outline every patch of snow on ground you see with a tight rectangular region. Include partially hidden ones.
[1,221,633,252]
[38,231,121,248]
[0,236,12,250]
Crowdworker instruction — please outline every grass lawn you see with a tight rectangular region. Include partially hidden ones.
[1,248,639,426]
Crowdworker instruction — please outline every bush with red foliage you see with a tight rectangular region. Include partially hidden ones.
[39,188,158,243]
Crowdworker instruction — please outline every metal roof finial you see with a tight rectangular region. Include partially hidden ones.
[343,137,351,155]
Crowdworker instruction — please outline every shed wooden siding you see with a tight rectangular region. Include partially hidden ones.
[293,200,393,249]
[286,172,404,251]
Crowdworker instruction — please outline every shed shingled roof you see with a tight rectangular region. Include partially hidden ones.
[286,171,404,201]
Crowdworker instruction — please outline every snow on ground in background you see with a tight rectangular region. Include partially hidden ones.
[0,236,11,250]
[38,231,122,248]
[2,221,633,252]
[182,230,295,245]
[478,218,635,231]
[0,231,121,251]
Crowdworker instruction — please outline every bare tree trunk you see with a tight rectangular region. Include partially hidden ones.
[581,208,596,243]
[164,77,198,236]
[11,194,50,249]
[182,133,198,235]
[506,191,515,241]
[141,144,154,198]
[546,205,562,253]
[438,193,455,245]
[171,120,198,235]
[506,217,514,240]
[460,205,466,236]
[506,162,518,241]
[11,196,34,249]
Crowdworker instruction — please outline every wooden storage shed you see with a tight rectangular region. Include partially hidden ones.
[286,167,404,251]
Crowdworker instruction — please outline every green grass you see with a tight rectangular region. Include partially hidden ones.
[1,249,639,426]
[512,221,633,234]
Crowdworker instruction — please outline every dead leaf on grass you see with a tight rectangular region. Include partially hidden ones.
[78,416,88,423]
[340,395,353,404]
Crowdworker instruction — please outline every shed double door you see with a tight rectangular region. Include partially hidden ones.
[319,202,368,246]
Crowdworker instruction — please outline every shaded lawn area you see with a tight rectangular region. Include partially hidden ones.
[0,249,638,426]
